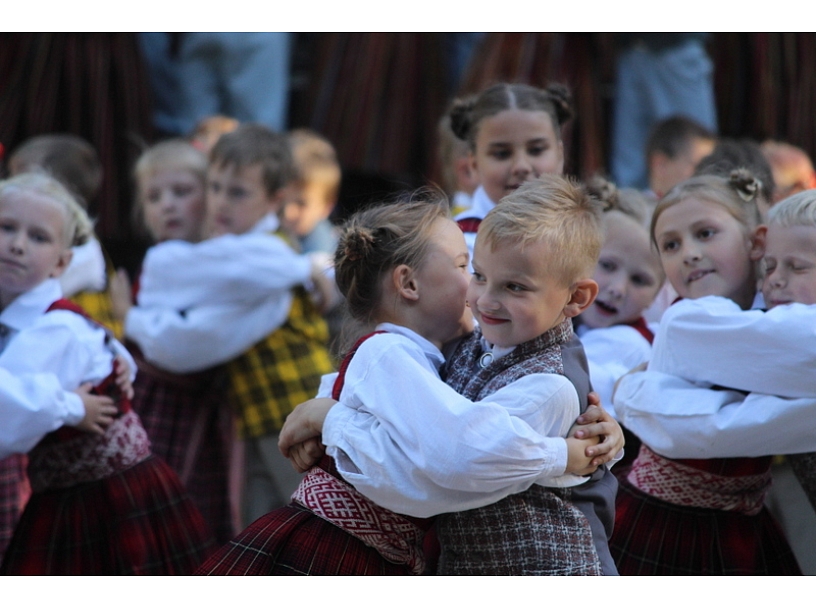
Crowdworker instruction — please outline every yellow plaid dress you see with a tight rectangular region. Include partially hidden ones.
[227,286,334,439]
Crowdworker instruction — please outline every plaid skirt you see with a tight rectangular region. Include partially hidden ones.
[0,454,30,563]
[132,360,235,545]
[610,477,801,575]
[0,455,216,575]
[195,502,424,576]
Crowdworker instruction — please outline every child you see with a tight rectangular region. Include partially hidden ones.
[608,170,801,575]
[761,139,816,204]
[284,177,623,575]
[198,187,620,575]
[436,105,480,215]
[8,134,123,338]
[120,124,335,528]
[449,82,573,260]
[111,139,235,544]
[644,115,716,201]
[0,173,214,575]
[575,179,664,475]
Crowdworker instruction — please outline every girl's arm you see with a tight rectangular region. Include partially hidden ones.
[0,368,87,459]
[651,297,816,397]
[613,369,816,458]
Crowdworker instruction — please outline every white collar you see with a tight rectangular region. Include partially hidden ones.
[454,186,495,222]
[0,278,63,332]
[477,334,516,367]
[250,213,280,235]
[375,322,446,370]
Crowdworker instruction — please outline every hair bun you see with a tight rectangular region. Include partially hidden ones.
[585,175,618,212]
[343,227,377,262]
[729,167,762,202]
[545,83,575,127]
[448,96,477,141]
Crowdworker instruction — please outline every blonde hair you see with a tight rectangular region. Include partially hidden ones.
[0,173,93,247]
[289,129,341,202]
[479,175,603,286]
[766,189,816,228]
[652,168,763,247]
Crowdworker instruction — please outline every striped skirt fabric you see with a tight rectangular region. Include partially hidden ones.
[195,502,422,576]
[131,362,235,544]
[610,478,801,575]
[0,455,216,575]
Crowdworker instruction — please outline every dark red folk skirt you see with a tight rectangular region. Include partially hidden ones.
[131,363,234,545]
[610,478,801,575]
[196,502,419,576]
[0,455,216,575]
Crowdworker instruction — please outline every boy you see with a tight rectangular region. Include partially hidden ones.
[645,116,716,200]
[124,124,334,527]
[281,129,341,258]
[282,176,623,574]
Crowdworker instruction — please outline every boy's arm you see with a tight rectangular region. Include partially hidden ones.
[614,369,816,458]
[138,234,312,310]
[651,297,816,397]
[125,294,293,373]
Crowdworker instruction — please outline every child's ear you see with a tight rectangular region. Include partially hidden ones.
[392,264,419,302]
[49,248,74,279]
[563,279,599,319]
[750,225,767,262]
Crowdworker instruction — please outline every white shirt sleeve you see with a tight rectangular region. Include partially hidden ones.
[124,293,293,373]
[579,325,652,419]
[650,297,816,397]
[614,370,816,458]
[138,234,311,310]
[322,336,583,517]
[0,368,84,459]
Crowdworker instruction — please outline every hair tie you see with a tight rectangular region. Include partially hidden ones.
[344,228,376,262]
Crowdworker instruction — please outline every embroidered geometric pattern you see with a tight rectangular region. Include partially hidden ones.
[292,467,427,574]
[627,445,772,515]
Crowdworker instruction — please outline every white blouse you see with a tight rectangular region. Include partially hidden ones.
[125,214,313,373]
[613,295,816,458]
[322,323,587,519]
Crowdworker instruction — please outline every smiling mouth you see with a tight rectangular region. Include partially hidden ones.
[478,312,507,325]
[594,299,618,315]
[686,269,713,283]
[0,258,25,270]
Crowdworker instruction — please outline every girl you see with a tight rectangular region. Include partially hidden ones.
[608,169,801,575]
[0,173,214,575]
[198,192,618,575]
[450,82,573,259]
[111,140,235,544]
[575,180,665,475]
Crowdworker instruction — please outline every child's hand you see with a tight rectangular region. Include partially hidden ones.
[566,436,599,476]
[278,397,338,458]
[74,383,118,435]
[114,355,135,400]
[571,401,625,467]
[110,268,133,322]
[288,438,326,473]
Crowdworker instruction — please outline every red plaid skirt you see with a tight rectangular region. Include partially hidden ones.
[611,477,801,575]
[131,357,235,545]
[0,455,216,575]
[196,502,428,576]
[0,454,30,563]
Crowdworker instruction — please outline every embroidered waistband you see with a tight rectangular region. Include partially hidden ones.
[28,410,152,493]
[626,445,771,515]
[291,467,427,574]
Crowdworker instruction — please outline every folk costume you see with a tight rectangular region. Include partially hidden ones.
[0,279,214,575]
[610,296,802,575]
[321,323,616,574]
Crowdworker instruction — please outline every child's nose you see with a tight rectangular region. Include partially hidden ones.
[511,154,533,175]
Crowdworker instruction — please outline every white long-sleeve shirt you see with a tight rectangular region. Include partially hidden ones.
[576,323,654,420]
[613,296,816,459]
[125,214,313,373]
[0,279,135,458]
[322,323,588,519]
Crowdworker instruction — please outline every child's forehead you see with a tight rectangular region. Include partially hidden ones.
[767,222,816,251]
